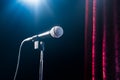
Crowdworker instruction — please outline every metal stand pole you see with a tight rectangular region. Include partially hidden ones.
[34,40,44,80]
[39,41,44,80]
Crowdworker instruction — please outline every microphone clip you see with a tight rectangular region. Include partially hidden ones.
[32,35,44,51]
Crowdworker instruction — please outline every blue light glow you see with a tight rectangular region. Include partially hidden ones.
[18,0,44,8]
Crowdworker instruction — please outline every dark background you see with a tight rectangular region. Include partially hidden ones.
[0,0,85,80]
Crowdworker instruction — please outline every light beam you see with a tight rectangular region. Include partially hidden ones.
[18,0,43,8]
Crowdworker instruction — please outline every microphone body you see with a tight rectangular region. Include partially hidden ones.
[24,26,63,42]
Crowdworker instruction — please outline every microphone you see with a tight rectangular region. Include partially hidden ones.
[13,26,63,80]
[24,26,64,42]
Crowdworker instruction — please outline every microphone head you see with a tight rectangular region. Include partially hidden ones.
[50,26,64,38]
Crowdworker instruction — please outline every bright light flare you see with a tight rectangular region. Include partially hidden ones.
[18,0,43,8]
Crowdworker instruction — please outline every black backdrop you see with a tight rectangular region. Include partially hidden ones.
[0,0,85,80]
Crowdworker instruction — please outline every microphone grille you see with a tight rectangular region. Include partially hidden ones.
[50,26,64,38]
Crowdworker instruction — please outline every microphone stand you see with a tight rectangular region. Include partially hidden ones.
[39,41,44,80]
[34,40,44,80]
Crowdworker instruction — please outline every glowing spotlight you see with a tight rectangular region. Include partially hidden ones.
[18,0,43,8]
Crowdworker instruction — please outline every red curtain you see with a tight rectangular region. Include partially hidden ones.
[84,0,120,80]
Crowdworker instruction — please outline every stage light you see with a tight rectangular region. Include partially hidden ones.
[18,0,43,8]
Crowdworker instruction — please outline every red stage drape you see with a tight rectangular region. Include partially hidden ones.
[84,0,120,80]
